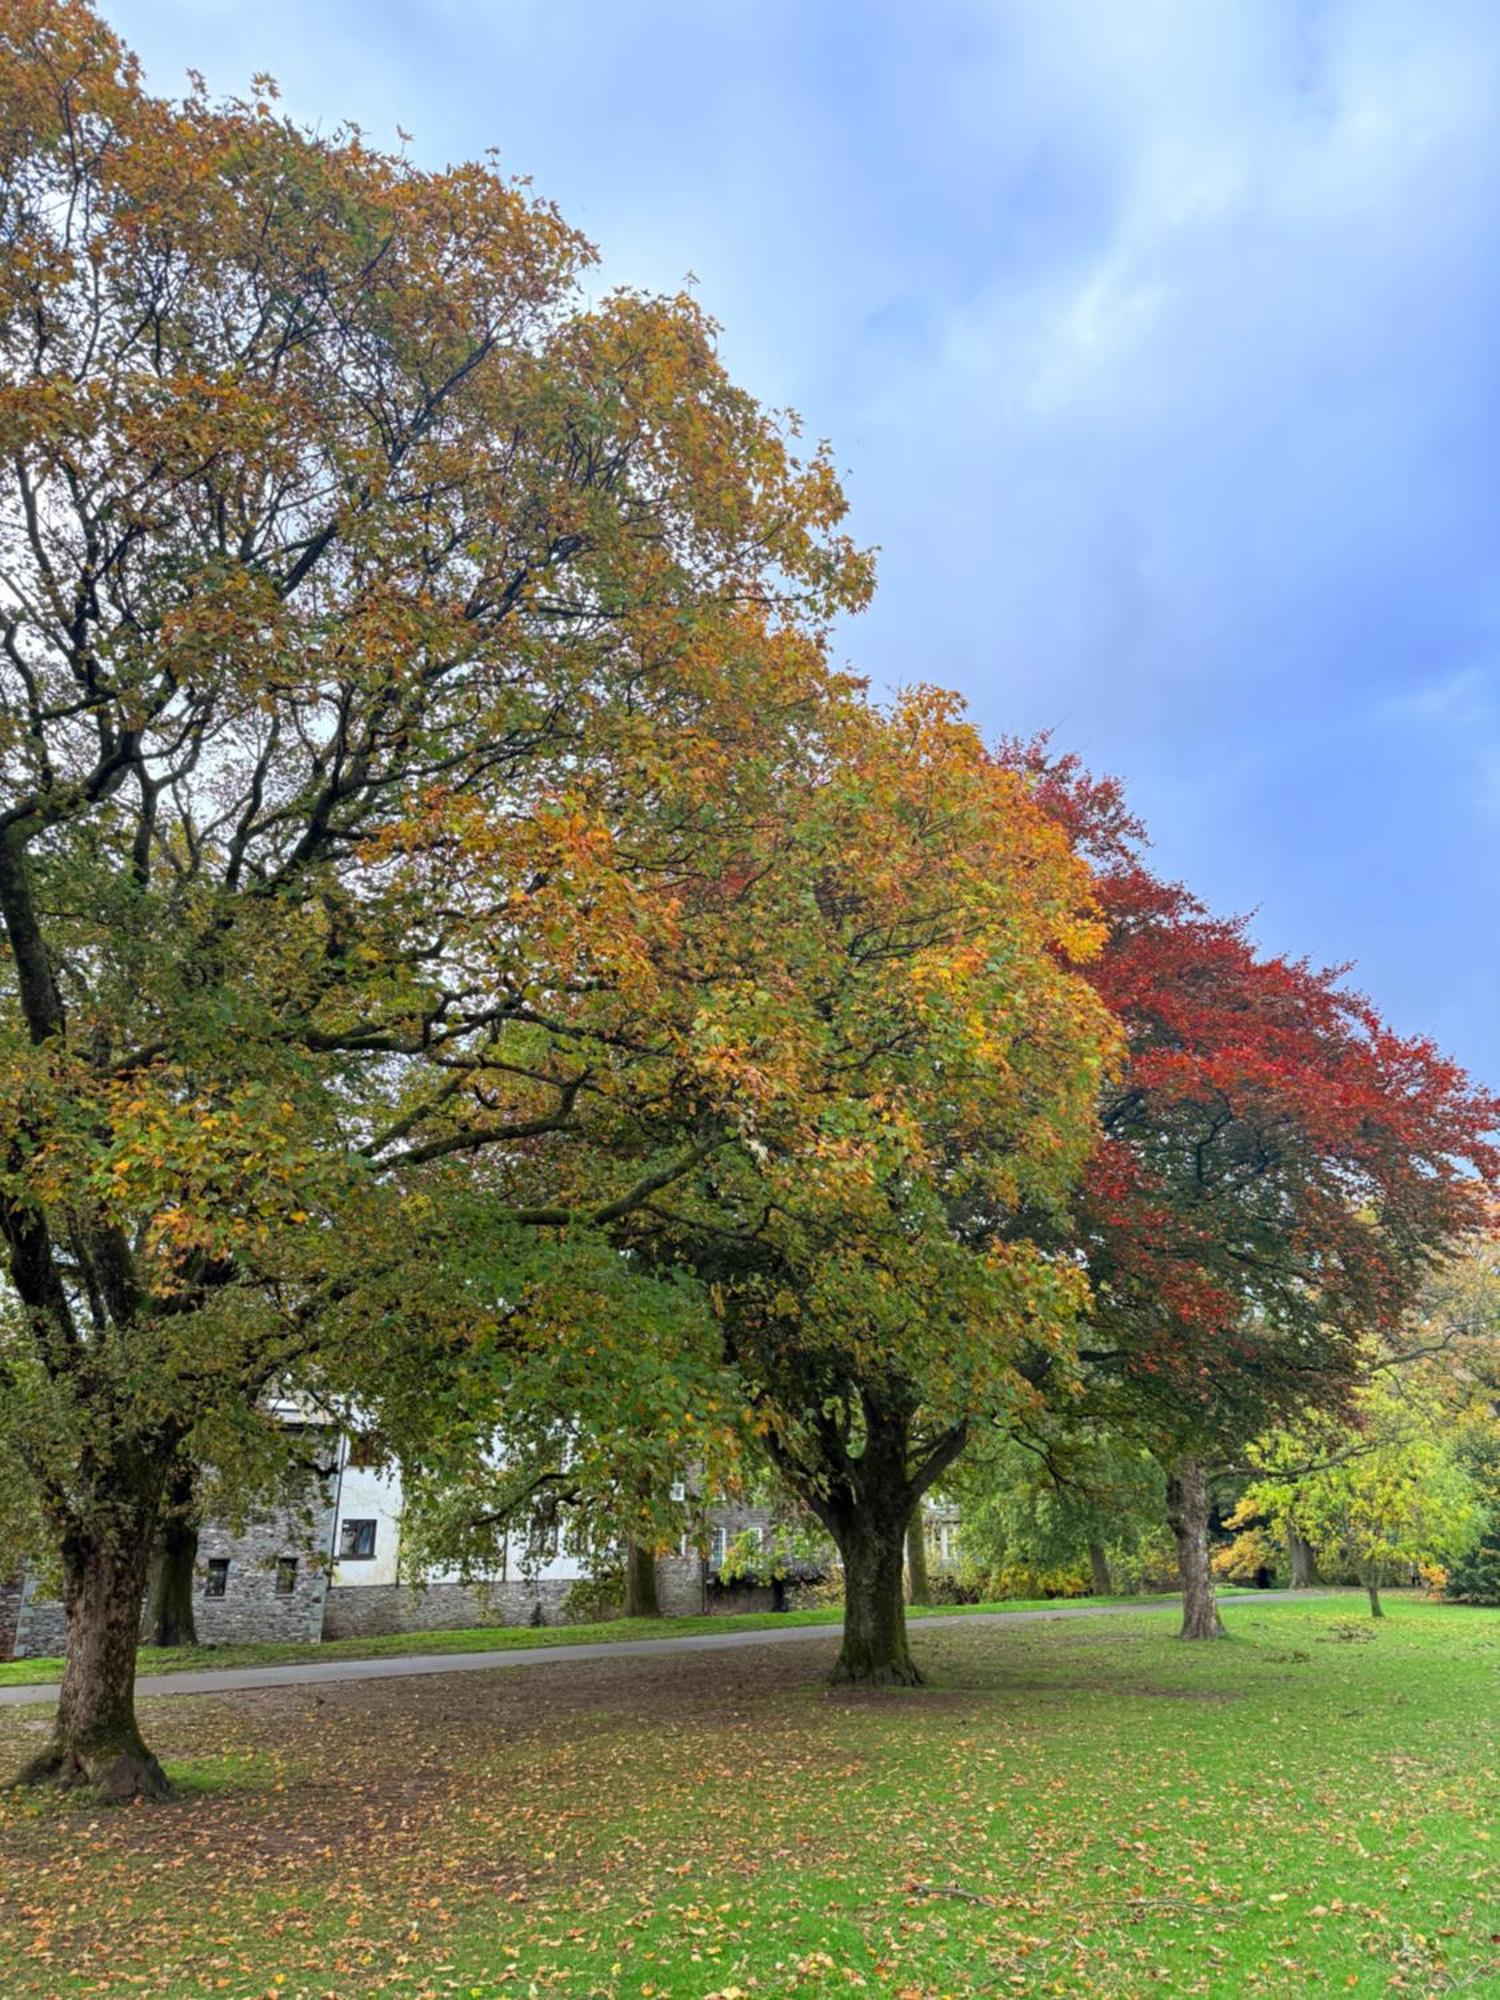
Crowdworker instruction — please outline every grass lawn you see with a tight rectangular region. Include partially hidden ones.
[0,1597,1494,1999]
[0,1592,1231,1688]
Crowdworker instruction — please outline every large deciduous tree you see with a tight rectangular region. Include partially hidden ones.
[0,0,871,1796]
[1007,750,1498,1637]
[620,704,1118,1685]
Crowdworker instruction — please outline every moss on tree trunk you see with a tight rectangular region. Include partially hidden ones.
[623,1542,658,1619]
[13,1512,170,1802]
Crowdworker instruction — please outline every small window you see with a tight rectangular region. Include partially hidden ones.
[339,1518,377,1560]
[710,1526,728,1568]
[203,1558,229,1598]
[275,1557,298,1596]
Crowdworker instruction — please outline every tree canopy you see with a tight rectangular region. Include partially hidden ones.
[0,0,875,1792]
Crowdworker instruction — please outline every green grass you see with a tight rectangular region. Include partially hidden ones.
[0,1590,1241,1687]
[2,1595,1493,1998]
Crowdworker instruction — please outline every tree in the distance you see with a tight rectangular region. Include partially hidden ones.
[949,1428,1165,1600]
[1005,747,1498,1637]
[1236,1375,1482,1617]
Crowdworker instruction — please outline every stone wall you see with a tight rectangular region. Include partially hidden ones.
[7,1476,335,1659]
[191,1500,333,1648]
[11,1573,66,1659]
[321,1576,575,1639]
[654,1555,706,1617]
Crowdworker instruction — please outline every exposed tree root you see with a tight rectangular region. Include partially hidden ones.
[828,1656,927,1689]
[10,1739,172,1803]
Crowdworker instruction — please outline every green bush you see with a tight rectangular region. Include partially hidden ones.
[1445,1531,1500,1606]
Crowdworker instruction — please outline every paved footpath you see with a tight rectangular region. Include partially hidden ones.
[0,1591,1327,1709]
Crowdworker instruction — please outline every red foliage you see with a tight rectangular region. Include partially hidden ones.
[1006,740,1500,1444]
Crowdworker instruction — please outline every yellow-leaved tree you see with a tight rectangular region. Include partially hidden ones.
[0,0,878,1797]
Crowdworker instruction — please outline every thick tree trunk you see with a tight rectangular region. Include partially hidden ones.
[623,1541,658,1619]
[1366,1577,1384,1619]
[1287,1526,1315,1589]
[1087,1539,1114,1598]
[146,1458,198,1649]
[766,1390,965,1688]
[833,1513,921,1686]
[906,1511,930,1606]
[13,1519,170,1801]
[1165,1458,1227,1640]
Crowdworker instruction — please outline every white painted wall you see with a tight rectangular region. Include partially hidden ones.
[328,1443,589,1588]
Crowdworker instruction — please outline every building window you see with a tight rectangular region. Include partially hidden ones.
[339,1519,377,1560]
[275,1557,298,1596]
[710,1526,728,1568]
[203,1558,229,1598]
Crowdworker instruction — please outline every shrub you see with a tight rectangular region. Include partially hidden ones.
[1445,1532,1500,1606]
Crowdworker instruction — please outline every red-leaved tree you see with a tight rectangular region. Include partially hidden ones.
[1007,747,1498,1635]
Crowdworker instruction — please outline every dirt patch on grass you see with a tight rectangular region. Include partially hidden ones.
[0,1636,852,1885]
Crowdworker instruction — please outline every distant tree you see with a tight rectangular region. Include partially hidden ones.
[144,1455,198,1649]
[1005,748,1498,1637]
[951,1429,1164,1599]
[1237,1376,1482,1617]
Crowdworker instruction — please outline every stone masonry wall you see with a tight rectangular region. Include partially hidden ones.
[322,1577,575,1638]
[7,1475,335,1659]
[11,1573,66,1659]
[654,1555,706,1617]
[191,1497,334,1648]
[0,1574,22,1660]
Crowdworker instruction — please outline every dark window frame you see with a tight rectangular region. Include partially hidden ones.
[274,1557,298,1596]
[339,1518,378,1560]
[203,1557,230,1598]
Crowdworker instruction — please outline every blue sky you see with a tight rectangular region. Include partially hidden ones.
[109,0,1500,1090]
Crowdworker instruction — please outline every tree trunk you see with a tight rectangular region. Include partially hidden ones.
[765,1390,966,1688]
[1165,1457,1227,1640]
[833,1512,921,1686]
[1287,1526,1315,1590]
[1366,1577,1384,1618]
[1087,1539,1114,1598]
[906,1511,930,1606]
[146,1458,198,1649]
[13,1515,170,1801]
[623,1541,658,1619]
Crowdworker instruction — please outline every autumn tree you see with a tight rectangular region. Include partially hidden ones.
[0,0,871,1797]
[615,701,1118,1685]
[1236,1372,1482,1617]
[1006,749,1498,1637]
